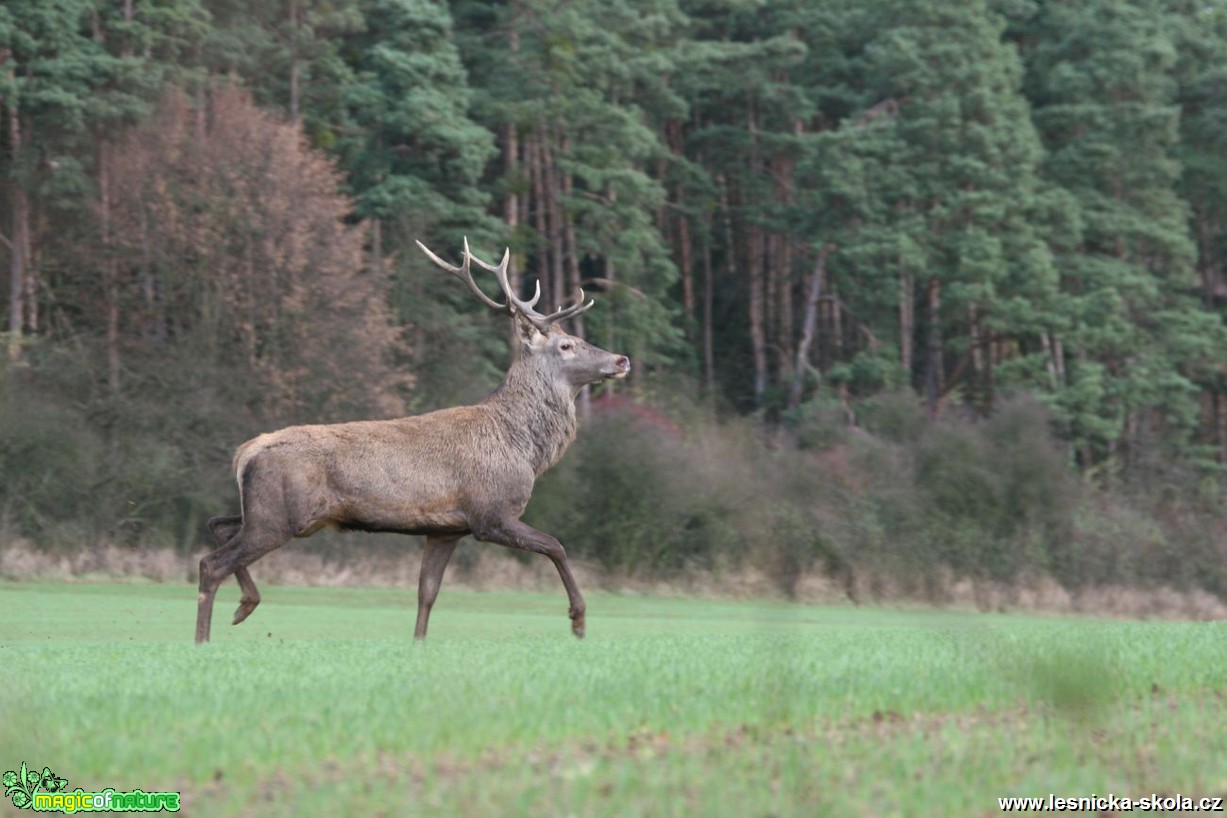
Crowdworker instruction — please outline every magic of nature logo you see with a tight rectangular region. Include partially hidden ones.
[4,762,180,813]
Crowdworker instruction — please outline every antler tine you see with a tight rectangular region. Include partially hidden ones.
[524,279,542,310]
[472,249,594,330]
[415,238,508,312]
[419,238,595,331]
[468,246,547,316]
[537,288,595,328]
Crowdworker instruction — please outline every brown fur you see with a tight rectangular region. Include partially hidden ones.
[195,252,629,643]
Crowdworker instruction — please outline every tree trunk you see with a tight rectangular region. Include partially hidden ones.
[924,277,942,418]
[775,233,794,384]
[139,207,164,341]
[288,0,300,123]
[564,168,589,417]
[1039,331,1058,389]
[504,11,522,308]
[1217,392,1227,467]
[677,196,694,319]
[702,236,715,395]
[744,96,768,406]
[504,118,521,310]
[562,184,581,328]
[528,129,549,296]
[717,176,748,401]
[969,303,992,413]
[899,268,913,383]
[789,246,828,411]
[770,153,796,388]
[747,224,767,407]
[503,121,519,233]
[6,89,26,365]
[549,132,565,312]
[99,141,121,468]
[830,281,843,360]
[371,217,382,276]
[765,233,777,370]
[502,4,523,352]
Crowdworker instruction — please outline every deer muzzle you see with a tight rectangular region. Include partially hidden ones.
[605,355,631,379]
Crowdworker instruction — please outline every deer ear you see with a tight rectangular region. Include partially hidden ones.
[513,311,546,348]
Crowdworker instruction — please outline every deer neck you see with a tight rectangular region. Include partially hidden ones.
[485,361,578,475]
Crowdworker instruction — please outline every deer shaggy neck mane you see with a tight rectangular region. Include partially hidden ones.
[484,356,579,477]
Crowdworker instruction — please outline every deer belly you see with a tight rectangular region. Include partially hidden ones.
[320,458,470,535]
[334,502,469,536]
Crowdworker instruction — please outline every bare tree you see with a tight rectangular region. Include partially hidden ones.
[196,240,630,643]
[109,86,409,423]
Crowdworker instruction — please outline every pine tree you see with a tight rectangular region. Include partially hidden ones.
[803,0,1060,416]
[453,0,685,384]
[1019,0,1224,473]
[1167,0,1227,467]
[1,1,113,363]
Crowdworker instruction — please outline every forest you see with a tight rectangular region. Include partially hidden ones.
[3,0,1227,606]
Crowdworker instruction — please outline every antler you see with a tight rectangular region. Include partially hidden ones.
[416,237,594,331]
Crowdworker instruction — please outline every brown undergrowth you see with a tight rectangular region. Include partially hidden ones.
[2,539,1225,620]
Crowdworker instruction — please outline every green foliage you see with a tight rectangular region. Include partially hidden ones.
[4,0,1227,604]
[804,0,1060,415]
[338,0,494,226]
[453,0,686,370]
[524,392,1203,601]
[915,398,1074,580]
[5,585,1227,816]
[788,395,850,451]
[856,389,928,444]
[528,408,741,575]
[0,379,101,545]
[1015,0,1225,466]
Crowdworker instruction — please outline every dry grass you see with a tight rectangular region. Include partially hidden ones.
[2,538,1225,620]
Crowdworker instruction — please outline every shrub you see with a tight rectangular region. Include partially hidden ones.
[527,407,742,576]
[0,380,102,546]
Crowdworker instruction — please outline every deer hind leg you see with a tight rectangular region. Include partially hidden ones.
[198,516,237,644]
[197,514,291,644]
[206,515,262,627]
[414,534,462,640]
[231,567,261,626]
[474,519,586,639]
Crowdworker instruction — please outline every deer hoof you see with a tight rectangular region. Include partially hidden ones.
[571,616,586,639]
[232,599,260,626]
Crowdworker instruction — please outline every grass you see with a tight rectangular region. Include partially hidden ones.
[1,581,1226,816]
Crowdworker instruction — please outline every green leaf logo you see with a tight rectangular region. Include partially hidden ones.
[3,761,67,810]
[41,767,67,793]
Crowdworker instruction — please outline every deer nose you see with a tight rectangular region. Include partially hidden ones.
[615,356,630,370]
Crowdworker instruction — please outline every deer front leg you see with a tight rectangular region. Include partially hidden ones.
[415,534,462,640]
[474,519,586,639]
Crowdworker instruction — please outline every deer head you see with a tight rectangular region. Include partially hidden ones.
[416,238,630,390]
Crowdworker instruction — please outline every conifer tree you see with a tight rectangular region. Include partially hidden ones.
[805,0,1059,415]
[1019,0,1224,471]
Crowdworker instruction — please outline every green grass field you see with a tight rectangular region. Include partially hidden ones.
[2,581,1226,816]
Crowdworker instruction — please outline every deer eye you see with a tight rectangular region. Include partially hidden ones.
[559,341,574,352]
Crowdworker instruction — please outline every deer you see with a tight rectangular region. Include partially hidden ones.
[195,239,630,643]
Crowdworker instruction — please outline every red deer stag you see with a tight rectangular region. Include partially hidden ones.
[196,239,630,643]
